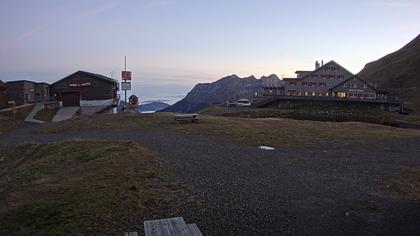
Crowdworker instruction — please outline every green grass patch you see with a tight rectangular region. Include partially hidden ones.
[33,107,58,122]
[0,140,186,235]
[0,105,34,135]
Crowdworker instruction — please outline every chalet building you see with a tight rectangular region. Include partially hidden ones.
[331,75,377,100]
[262,85,285,96]
[5,80,37,105]
[51,71,119,115]
[283,60,354,97]
[4,80,51,106]
[35,82,51,103]
[253,60,400,111]
[0,80,7,108]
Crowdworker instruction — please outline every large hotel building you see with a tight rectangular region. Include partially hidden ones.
[283,60,378,100]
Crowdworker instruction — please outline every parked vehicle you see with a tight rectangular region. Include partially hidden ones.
[236,98,251,107]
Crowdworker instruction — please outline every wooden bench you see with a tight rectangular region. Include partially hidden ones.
[174,114,199,123]
[143,217,202,236]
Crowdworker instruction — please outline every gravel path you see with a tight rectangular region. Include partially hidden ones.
[1,122,420,235]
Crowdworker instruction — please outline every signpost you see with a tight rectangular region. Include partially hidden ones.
[121,81,131,91]
[121,56,132,103]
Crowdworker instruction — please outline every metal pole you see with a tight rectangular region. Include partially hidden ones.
[124,56,127,103]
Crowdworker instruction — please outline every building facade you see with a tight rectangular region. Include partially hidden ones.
[5,80,37,105]
[51,71,119,115]
[0,80,7,108]
[35,82,51,103]
[283,60,354,97]
[331,75,377,100]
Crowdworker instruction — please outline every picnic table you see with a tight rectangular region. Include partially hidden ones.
[174,114,199,123]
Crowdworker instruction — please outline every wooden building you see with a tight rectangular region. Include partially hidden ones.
[35,82,51,103]
[262,85,285,96]
[51,71,119,115]
[0,80,7,108]
[5,80,36,105]
[330,75,377,100]
[283,60,354,97]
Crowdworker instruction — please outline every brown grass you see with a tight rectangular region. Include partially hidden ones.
[36,112,420,149]
[385,166,420,201]
[0,104,34,121]
[0,104,34,135]
[0,119,15,135]
[33,106,59,122]
[222,108,420,127]
[0,140,186,235]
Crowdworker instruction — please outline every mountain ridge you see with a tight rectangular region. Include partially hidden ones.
[162,74,282,113]
[358,34,420,111]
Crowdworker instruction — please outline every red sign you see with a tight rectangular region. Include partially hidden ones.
[68,82,91,87]
[122,71,132,80]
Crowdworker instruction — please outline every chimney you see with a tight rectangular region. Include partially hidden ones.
[321,60,324,66]
[315,60,320,70]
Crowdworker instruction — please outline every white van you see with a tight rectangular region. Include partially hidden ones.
[236,98,251,107]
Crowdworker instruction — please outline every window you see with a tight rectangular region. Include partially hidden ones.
[336,92,347,98]
[289,81,297,86]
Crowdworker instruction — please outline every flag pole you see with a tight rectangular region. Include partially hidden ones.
[124,56,127,104]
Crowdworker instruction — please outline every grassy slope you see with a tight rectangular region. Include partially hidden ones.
[0,105,34,135]
[0,140,186,235]
[37,112,420,149]
[358,34,420,112]
[33,107,59,122]
[222,108,420,127]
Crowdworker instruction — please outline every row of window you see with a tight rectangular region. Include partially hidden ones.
[288,91,377,99]
[289,81,327,87]
[324,66,340,71]
[343,83,368,89]
[347,93,376,98]
[295,91,330,96]
[312,74,345,79]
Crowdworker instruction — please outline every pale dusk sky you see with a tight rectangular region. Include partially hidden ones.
[1,0,419,88]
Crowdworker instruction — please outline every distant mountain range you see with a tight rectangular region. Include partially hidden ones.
[118,101,170,112]
[140,101,170,112]
[162,74,282,113]
[358,34,420,111]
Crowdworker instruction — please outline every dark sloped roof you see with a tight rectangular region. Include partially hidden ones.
[330,75,377,91]
[6,80,37,84]
[52,70,118,85]
[298,60,354,81]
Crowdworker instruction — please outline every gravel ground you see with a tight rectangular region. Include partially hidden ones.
[1,122,420,235]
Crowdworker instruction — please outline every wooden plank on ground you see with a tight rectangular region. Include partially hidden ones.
[186,224,203,236]
[144,217,188,236]
[123,232,138,236]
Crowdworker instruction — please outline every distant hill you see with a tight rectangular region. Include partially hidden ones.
[358,34,420,111]
[140,101,169,112]
[117,101,170,112]
[162,74,282,113]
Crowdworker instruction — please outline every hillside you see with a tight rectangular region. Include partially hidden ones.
[139,101,169,112]
[358,34,420,111]
[162,74,282,113]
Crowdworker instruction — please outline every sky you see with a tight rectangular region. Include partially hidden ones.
[0,0,419,101]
